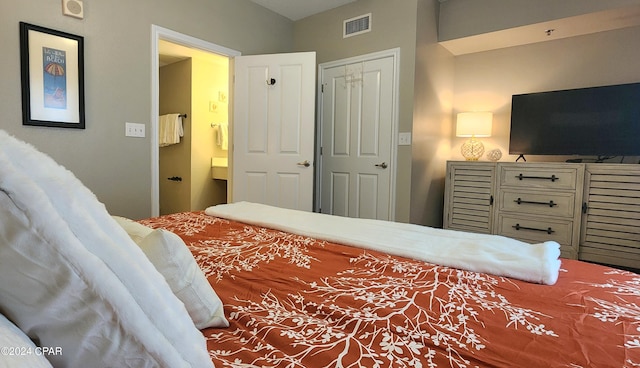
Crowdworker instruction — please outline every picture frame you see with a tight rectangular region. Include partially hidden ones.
[19,22,85,129]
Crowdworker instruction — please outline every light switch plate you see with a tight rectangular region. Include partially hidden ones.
[398,132,412,146]
[125,122,145,138]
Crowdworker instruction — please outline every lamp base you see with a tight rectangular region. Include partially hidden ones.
[461,137,485,161]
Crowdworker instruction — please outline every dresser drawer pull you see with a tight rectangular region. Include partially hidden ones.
[514,198,557,207]
[512,223,555,234]
[515,173,558,182]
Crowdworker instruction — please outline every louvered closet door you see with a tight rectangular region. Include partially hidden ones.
[580,164,640,269]
[443,162,496,234]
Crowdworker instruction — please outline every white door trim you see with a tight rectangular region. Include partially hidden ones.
[316,48,400,220]
[150,25,241,217]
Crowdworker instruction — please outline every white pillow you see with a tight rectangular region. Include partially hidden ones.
[113,215,228,328]
[137,228,229,329]
[0,314,53,368]
[112,215,154,242]
[0,184,166,367]
[0,130,213,368]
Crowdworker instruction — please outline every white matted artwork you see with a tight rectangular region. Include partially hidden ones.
[19,22,85,129]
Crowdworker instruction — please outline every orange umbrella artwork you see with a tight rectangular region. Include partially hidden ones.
[45,62,64,78]
[43,61,66,109]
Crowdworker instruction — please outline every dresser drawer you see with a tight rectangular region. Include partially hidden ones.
[496,214,574,246]
[499,190,576,218]
[499,165,579,190]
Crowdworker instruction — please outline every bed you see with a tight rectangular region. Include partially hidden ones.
[0,129,638,368]
[140,206,640,368]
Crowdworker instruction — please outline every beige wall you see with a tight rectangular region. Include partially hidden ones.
[451,25,640,164]
[294,0,453,227]
[0,0,292,219]
[5,0,636,226]
[410,0,455,227]
[294,0,422,223]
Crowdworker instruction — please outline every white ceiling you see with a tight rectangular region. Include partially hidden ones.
[250,0,357,21]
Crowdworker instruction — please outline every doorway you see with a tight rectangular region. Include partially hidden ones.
[317,48,400,221]
[151,25,240,217]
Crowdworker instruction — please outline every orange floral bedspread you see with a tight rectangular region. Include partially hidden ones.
[141,212,640,368]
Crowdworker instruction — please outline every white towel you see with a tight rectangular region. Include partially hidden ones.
[216,122,228,150]
[205,202,562,285]
[159,114,184,147]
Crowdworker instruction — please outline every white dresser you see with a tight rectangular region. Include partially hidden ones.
[580,164,640,269]
[493,163,583,259]
[444,161,640,269]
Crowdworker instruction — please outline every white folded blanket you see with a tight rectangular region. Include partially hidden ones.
[205,202,562,285]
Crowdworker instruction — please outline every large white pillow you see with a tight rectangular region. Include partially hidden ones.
[0,314,52,368]
[138,228,229,329]
[113,215,228,329]
[0,130,212,367]
[0,179,167,367]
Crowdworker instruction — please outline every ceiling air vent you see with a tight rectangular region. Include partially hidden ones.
[343,13,371,38]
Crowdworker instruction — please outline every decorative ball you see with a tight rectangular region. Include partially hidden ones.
[486,148,502,162]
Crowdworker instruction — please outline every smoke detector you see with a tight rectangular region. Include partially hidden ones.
[62,0,84,19]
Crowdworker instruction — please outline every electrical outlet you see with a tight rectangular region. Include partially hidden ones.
[125,122,145,138]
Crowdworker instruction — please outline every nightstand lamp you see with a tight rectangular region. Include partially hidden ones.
[456,112,493,161]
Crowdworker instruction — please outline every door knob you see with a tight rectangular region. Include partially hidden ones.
[375,162,388,169]
[167,176,182,181]
[297,160,311,167]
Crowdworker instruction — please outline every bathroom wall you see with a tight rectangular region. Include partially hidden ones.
[191,56,229,210]
[159,59,192,215]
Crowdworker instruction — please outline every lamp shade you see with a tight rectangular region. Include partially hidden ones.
[456,112,493,137]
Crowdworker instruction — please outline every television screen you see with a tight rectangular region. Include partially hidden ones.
[509,82,640,157]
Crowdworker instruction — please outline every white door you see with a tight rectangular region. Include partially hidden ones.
[233,52,316,211]
[320,53,396,220]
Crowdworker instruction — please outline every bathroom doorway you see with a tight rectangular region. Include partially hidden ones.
[151,25,240,216]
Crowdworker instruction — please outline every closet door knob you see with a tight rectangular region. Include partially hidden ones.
[297,160,311,167]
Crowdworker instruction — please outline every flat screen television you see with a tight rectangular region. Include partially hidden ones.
[509,82,640,158]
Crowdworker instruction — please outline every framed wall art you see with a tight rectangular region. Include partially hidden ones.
[19,22,85,129]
